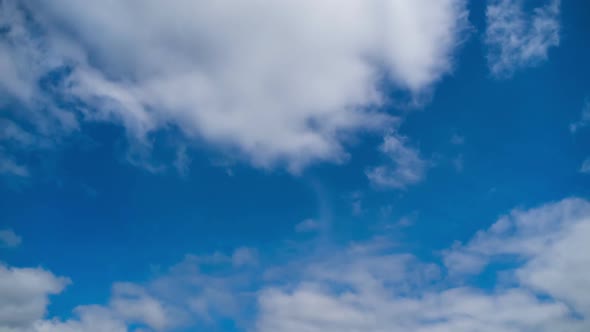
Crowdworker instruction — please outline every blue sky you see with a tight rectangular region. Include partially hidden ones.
[1,0,590,331]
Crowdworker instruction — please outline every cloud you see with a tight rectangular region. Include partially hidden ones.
[295,219,322,233]
[452,154,464,172]
[6,199,590,331]
[0,0,468,172]
[443,197,590,275]
[450,133,465,145]
[485,0,560,77]
[570,99,590,134]
[0,229,22,248]
[232,247,259,267]
[0,247,258,331]
[366,133,428,189]
[257,197,590,332]
[0,155,29,177]
[0,265,69,329]
[580,158,590,174]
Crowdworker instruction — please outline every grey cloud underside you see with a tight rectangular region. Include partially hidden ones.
[2,198,590,331]
[0,0,468,171]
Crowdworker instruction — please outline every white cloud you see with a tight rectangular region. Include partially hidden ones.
[6,199,590,332]
[366,133,428,189]
[108,283,170,330]
[0,0,468,172]
[32,306,128,332]
[443,198,590,318]
[257,197,590,332]
[580,158,590,174]
[485,0,560,77]
[0,229,22,248]
[0,247,258,331]
[0,265,69,329]
[443,197,590,275]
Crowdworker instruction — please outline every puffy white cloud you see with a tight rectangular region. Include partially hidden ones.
[444,198,590,318]
[32,306,128,332]
[108,283,170,331]
[485,0,560,77]
[0,0,468,171]
[0,265,69,329]
[366,133,428,189]
[443,197,590,275]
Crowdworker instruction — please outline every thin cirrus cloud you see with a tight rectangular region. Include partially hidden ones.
[2,198,590,331]
[485,0,561,77]
[0,0,468,172]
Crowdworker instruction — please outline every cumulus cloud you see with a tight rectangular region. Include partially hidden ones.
[443,197,590,275]
[485,0,560,77]
[0,0,468,172]
[0,264,69,329]
[366,133,428,189]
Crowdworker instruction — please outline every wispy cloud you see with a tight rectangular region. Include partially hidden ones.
[0,229,22,248]
[570,98,590,133]
[485,0,560,77]
[450,133,465,145]
[0,154,29,177]
[295,218,322,233]
[366,133,428,189]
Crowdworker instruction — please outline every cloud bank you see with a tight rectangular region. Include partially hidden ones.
[2,198,590,331]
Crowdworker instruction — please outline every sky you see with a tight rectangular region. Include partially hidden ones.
[1,0,590,331]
